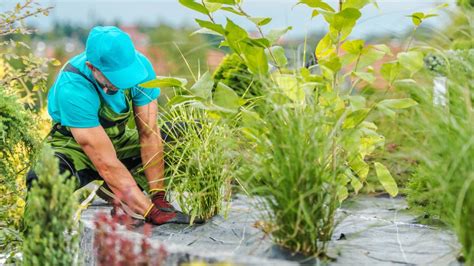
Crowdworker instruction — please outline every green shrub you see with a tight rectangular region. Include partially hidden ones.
[406,49,474,263]
[23,145,79,265]
[212,53,262,97]
[0,88,39,256]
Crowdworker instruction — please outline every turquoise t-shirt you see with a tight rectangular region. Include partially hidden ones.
[47,52,160,128]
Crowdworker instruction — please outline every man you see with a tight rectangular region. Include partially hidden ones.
[27,26,199,225]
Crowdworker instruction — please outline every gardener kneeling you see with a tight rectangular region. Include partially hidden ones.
[26,26,202,225]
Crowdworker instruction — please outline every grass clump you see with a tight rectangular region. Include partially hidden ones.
[237,92,345,256]
[162,105,238,222]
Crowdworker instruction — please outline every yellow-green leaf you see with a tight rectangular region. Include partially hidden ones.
[349,155,369,181]
[377,98,418,109]
[139,76,188,88]
[343,108,370,129]
[374,162,398,197]
[249,17,272,26]
[397,51,424,75]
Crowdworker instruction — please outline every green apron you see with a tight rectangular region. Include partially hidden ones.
[47,64,149,191]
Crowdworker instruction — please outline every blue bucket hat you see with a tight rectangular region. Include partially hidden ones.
[85,26,147,90]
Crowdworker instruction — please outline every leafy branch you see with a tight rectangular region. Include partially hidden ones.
[0,0,53,36]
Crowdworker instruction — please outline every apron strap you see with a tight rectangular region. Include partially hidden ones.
[63,63,102,95]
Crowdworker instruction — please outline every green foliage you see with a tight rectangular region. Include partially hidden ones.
[212,53,262,97]
[0,88,38,183]
[162,105,238,222]
[457,0,474,8]
[23,145,79,265]
[406,49,474,264]
[0,88,39,256]
[178,0,420,257]
[238,97,344,256]
[0,0,56,109]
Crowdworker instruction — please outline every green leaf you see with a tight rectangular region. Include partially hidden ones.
[221,6,242,15]
[195,19,226,35]
[397,51,424,75]
[377,98,418,109]
[225,18,249,53]
[191,27,223,36]
[352,71,375,83]
[241,109,261,127]
[166,95,199,107]
[348,95,366,109]
[342,39,365,54]
[206,0,235,4]
[213,82,242,111]
[319,55,341,73]
[249,17,272,26]
[242,45,268,76]
[203,1,222,12]
[374,162,398,197]
[343,108,370,129]
[349,155,369,181]
[377,104,396,118]
[179,0,209,15]
[380,62,401,84]
[373,44,392,55]
[267,27,292,44]
[315,34,334,58]
[275,74,304,102]
[190,72,214,100]
[357,45,386,69]
[409,12,425,26]
[266,46,287,67]
[331,8,361,32]
[297,0,335,11]
[338,186,349,203]
[139,76,188,88]
[243,38,270,48]
[346,169,363,194]
[342,0,370,10]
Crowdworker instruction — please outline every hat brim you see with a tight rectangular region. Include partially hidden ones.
[101,53,148,90]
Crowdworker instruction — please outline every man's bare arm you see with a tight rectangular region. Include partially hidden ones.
[133,100,165,192]
[71,126,151,215]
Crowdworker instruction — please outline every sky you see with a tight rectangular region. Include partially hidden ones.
[1,0,456,39]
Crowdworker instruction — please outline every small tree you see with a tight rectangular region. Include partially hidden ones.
[22,145,79,265]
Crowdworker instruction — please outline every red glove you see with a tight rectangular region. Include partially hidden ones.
[144,204,197,225]
[150,190,176,212]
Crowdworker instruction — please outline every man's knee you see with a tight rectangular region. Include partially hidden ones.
[25,152,77,190]
[26,170,38,190]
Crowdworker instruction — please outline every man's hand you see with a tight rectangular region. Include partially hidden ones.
[144,204,205,225]
[150,190,175,211]
[71,126,151,215]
